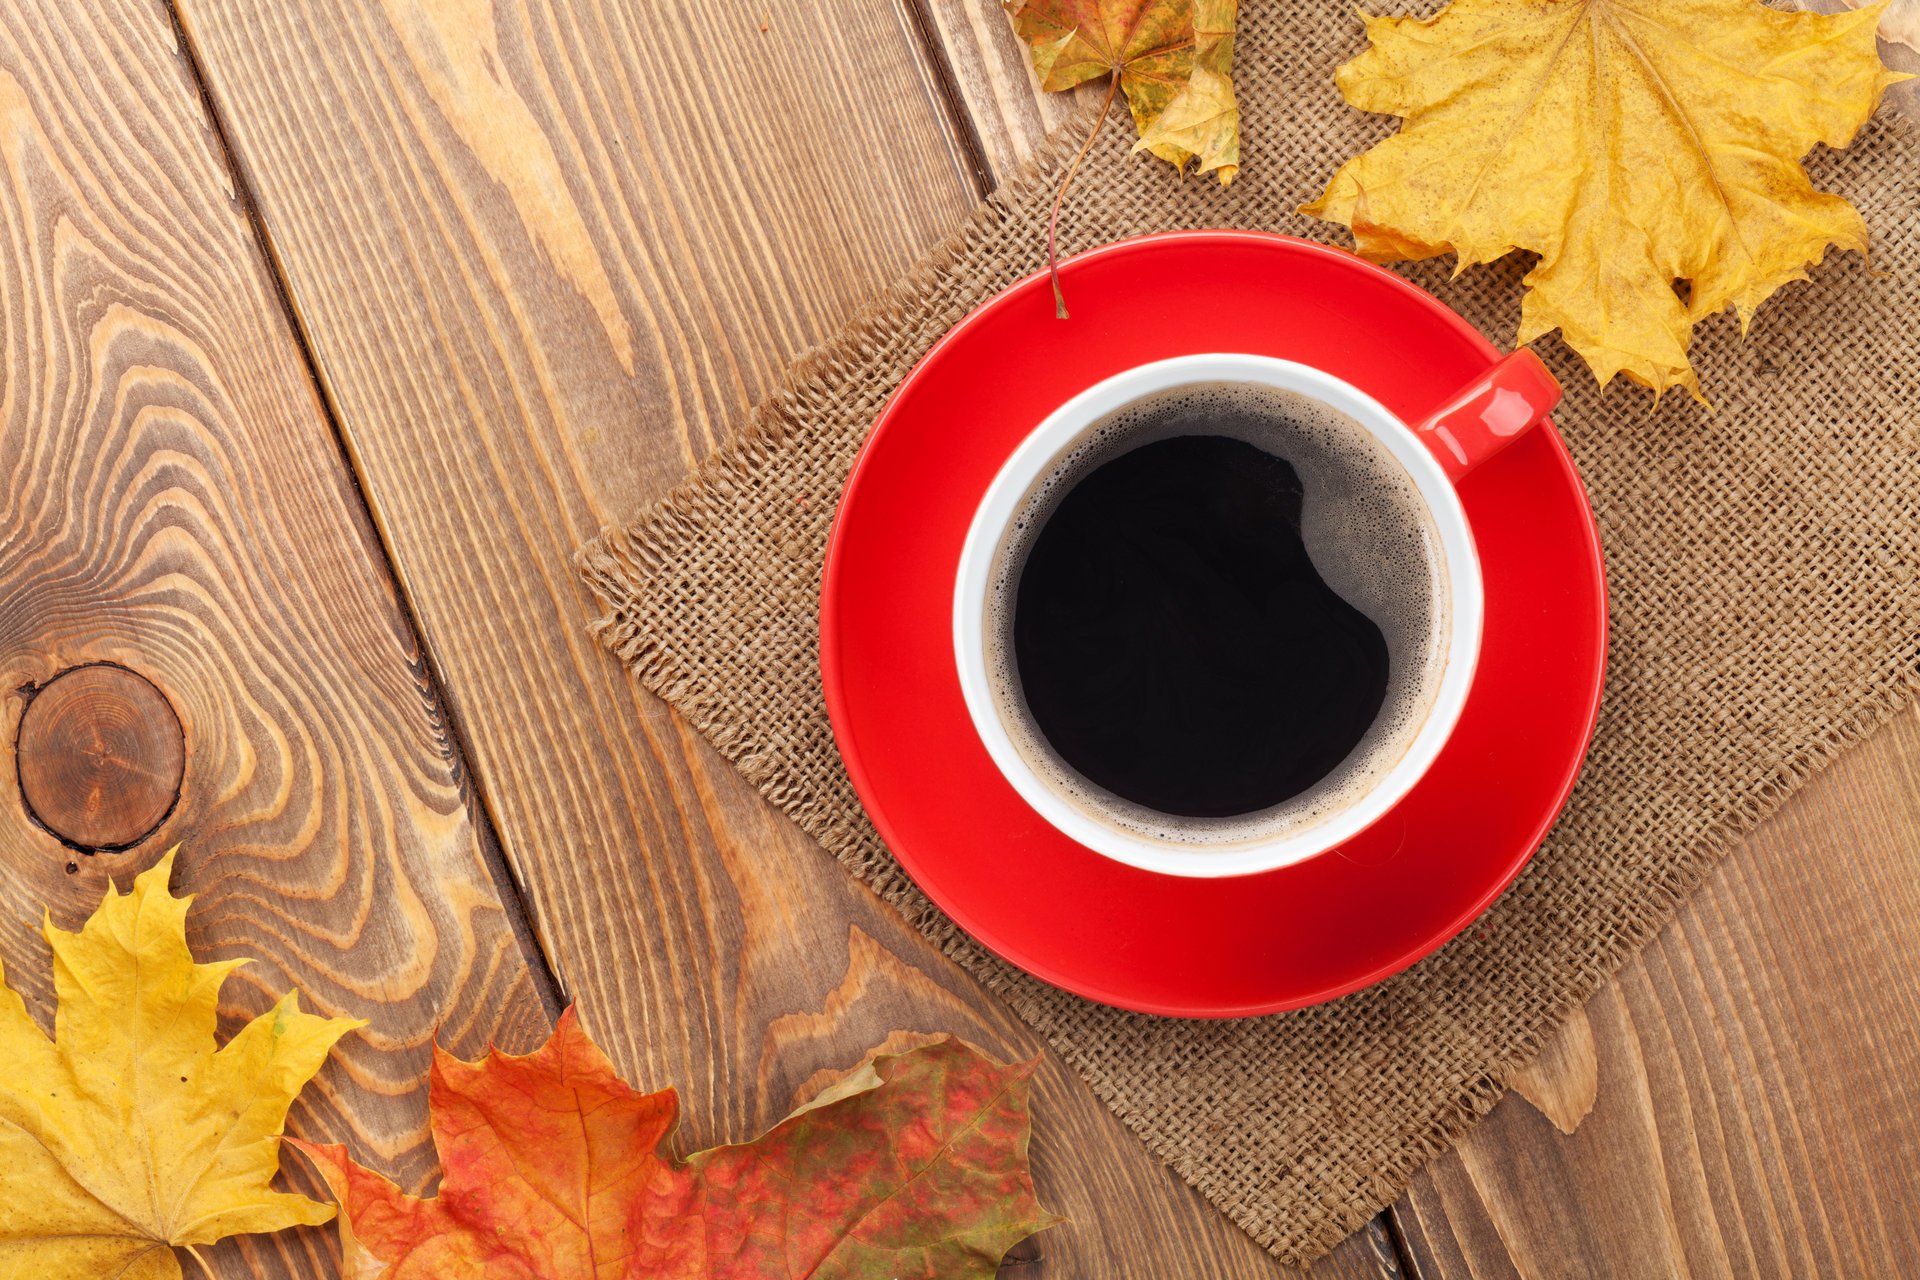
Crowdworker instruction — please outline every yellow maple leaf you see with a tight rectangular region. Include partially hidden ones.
[1135,0,1240,184]
[0,848,362,1279]
[1303,0,1909,400]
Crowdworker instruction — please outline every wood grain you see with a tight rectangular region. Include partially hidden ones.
[1398,703,1920,1279]
[0,2,552,1274]
[909,0,1106,183]
[164,0,1397,1273]
[1507,1006,1598,1138]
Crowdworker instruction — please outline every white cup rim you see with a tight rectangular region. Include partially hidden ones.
[952,354,1484,878]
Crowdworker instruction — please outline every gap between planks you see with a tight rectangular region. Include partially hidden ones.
[158,0,568,1021]
[154,0,1421,1270]
[877,0,1427,1272]
[900,0,999,197]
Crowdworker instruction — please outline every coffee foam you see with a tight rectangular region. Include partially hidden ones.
[984,381,1451,847]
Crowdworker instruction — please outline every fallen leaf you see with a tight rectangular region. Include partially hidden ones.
[295,1013,1060,1279]
[0,848,363,1279]
[1304,0,1909,399]
[1007,0,1241,313]
[1134,0,1240,184]
[1009,0,1240,183]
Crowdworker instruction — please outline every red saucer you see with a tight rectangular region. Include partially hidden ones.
[820,231,1606,1017]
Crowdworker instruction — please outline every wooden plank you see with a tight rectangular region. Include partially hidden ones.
[908,0,1104,181]
[0,2,553,1276]
[1394,703,1920,1278]
[1506,1006,1599,1137]
[166,0,1399,1273]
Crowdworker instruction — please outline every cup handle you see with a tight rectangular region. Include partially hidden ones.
[1408,348,1562,482]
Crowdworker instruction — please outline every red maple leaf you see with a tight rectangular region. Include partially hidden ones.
[293,1011,1058,1279]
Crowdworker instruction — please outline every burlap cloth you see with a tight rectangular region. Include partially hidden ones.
[579,2,1920,1263]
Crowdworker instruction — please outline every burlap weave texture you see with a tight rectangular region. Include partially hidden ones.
[580,4,1920,1261]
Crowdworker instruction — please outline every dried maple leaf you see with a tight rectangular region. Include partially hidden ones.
[0,848,362,1280]
[1840,0,1920,55]
[1007,0,1241,313]
[1303,0,1909,400]
[294,1012,1060,1279]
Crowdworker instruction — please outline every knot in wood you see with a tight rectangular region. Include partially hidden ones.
[17,664,184,851]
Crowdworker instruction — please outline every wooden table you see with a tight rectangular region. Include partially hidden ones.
[2,2,1915,1275]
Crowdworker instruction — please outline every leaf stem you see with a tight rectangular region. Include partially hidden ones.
[1046,75,1120,319]
[183,1244,217,1280]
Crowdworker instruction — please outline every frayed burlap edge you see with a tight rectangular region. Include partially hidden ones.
[582,480,1920,1268]
[578,47,1920,1265]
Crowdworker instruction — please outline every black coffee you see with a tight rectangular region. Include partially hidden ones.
[1014,434,1388,817]
[987,383,1445,839]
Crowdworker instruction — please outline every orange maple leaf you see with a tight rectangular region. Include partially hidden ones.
[293,1011,1059,1279]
